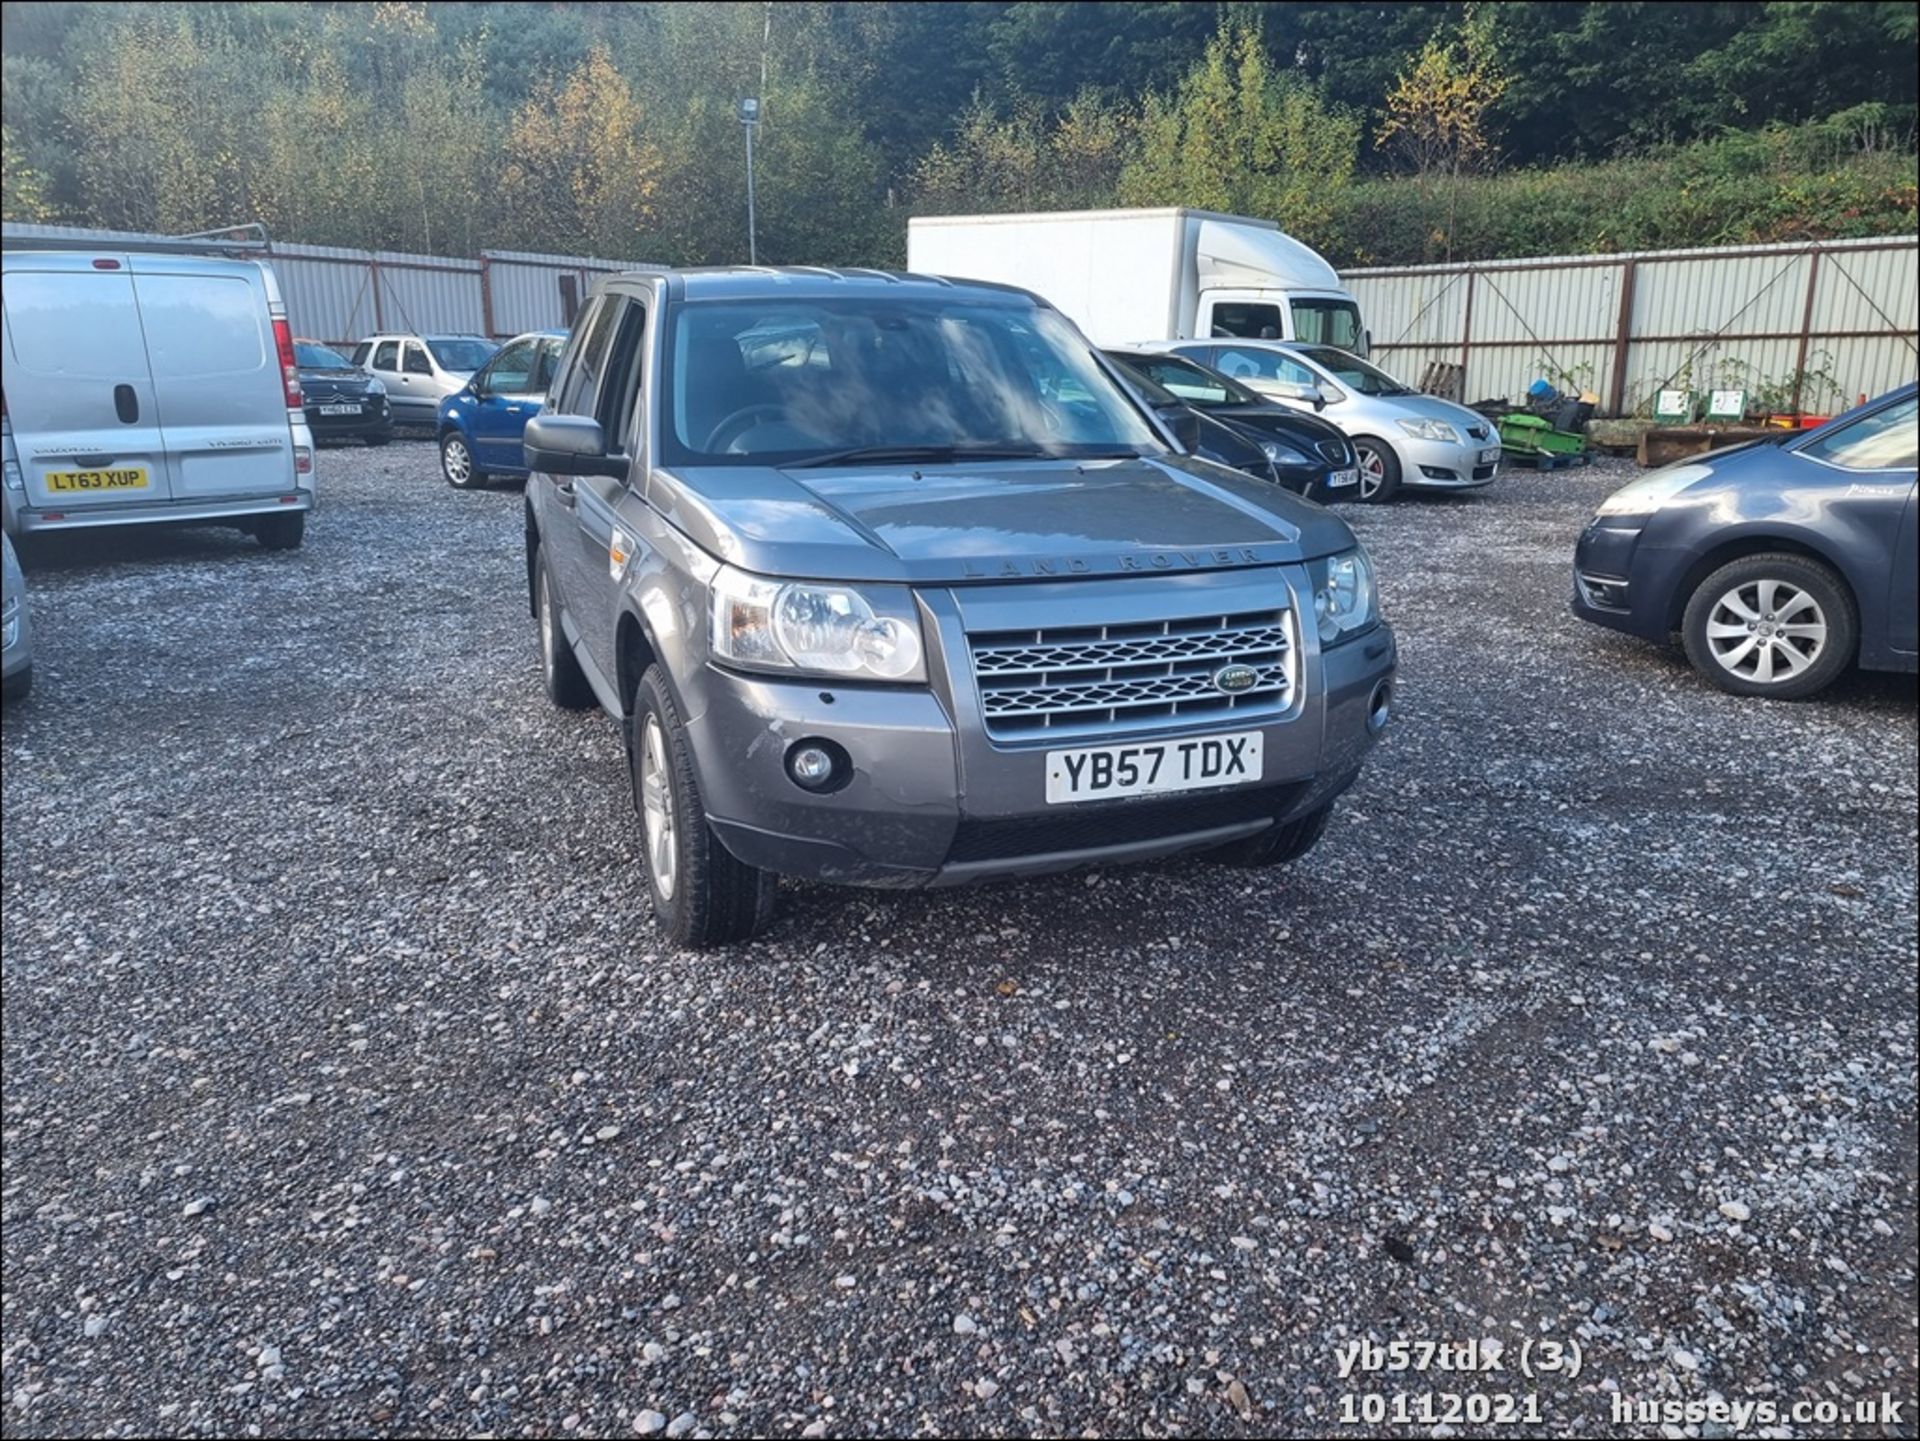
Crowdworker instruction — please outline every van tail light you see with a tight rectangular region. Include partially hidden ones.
[294,445,313,475]
[273,317,303,408]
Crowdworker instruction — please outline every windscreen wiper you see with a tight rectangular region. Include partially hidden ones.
[788,444,1057,468]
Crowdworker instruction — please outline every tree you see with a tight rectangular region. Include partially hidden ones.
[501,45,663,257]
[1375,6,1508,260]
[0,122,52,220]
[1119,22,1360,243]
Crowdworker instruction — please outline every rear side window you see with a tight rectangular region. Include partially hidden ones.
[373,341,398,371]
[2,270,147,380]
[1797,395,1918,471]
[1210,302,1285,340]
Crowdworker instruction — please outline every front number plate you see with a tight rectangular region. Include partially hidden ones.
[1478,447,1501,465]
[317,404,362,417]
[1045,731,1263,805]
[46,467,149,493]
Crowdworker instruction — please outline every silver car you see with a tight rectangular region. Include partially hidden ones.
[1166,340,1502,503]
[350,333,499,425]
[3,531,31,700]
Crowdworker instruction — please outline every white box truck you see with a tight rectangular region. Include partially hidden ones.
[906,206,1367,353]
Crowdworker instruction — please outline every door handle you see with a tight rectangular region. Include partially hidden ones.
[114,384,139,424]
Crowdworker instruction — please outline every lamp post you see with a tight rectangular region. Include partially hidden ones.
[737,97,761,265]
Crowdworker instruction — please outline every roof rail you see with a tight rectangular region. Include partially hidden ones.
[1,220,273,258]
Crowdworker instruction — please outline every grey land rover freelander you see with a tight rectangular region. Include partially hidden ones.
[523,269,1397,947]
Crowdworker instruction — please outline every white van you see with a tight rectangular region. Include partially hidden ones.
[1,236,315,549]
[906,207,1367,352]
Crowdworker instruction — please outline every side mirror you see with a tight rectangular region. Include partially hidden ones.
[523,415,627,479]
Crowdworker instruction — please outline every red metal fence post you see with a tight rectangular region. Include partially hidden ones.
[1792,249,1823,416]
[1609,260,1639,416]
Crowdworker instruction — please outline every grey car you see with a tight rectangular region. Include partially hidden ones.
[1166,339,1503,502]
[3,531,31,700]
[523,270,1398,947]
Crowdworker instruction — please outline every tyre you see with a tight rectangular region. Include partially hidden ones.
[1208,801,1335,868]
[2,665,31,704]
[534,547,595,711]
[1681,552,1856,700]
[253,511,306,550]
[441,432,485,489]
[631,664,777,948]
[1352,437,1401,503]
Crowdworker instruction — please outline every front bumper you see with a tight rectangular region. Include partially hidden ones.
[1394,433,1501,489]
[687,577,1397,887]
[1569,515,1679,641]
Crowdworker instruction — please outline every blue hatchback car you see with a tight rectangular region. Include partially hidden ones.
[437,330,568,489]
[1573,382,1917,699]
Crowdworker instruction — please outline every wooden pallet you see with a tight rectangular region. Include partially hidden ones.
[1504,449,1592,471]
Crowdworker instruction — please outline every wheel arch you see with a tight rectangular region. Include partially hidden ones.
[1667,532,1860,636]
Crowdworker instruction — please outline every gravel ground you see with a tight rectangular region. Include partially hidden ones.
[3,444,1915,1439]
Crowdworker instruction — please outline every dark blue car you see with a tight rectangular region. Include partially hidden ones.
[1573,382,1917,698]
[437,330,568,489]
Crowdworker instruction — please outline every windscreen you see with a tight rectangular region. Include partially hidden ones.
[1297,346,1413,397]
[296,343,353,369]
[426,338,497,372]
[663,297,1163,466]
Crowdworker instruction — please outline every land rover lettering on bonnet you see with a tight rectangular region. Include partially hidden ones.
[522,267,1396,947]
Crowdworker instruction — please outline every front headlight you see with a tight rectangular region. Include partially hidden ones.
[710,566,926,682]
[1308,547,1378,647]
[1595,462,1712,517]
[1396,418,1459,443]
[366,378,387,396]
[1260,439,1312,466]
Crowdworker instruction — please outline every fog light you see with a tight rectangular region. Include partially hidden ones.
[785,739,849,793]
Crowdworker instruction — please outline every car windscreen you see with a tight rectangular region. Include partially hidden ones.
[663,298,1164,466]
[1296,346,1413,397]
[426,338,497,373]
[295,343,354,369]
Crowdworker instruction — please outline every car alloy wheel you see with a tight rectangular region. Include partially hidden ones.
[639,713,678,901]
[1704,577,1828,685]
[442,435,476,488]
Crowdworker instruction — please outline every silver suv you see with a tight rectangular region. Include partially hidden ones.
[351,333,498,425]
[523,270,1397,946]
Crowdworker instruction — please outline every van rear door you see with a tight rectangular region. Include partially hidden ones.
[1,255,173,512]
[129,258,297,499]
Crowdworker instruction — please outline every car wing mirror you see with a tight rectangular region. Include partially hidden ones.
[523,415,627,479]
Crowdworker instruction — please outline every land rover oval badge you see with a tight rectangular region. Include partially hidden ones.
[1213,663,1259,694]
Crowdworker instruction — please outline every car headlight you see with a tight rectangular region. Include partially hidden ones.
[366,378,387,396]
[1308,547,1378,647]
[1260,439,1312,466]
[1396,418,1459,443]
[1595,462,1712,517]
[710,566,926,682]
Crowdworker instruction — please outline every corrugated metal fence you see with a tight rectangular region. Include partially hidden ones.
[1346,236,1918,416]
[0,223,660,347]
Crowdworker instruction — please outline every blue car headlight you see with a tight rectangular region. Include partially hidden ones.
[1308,547,1379,647]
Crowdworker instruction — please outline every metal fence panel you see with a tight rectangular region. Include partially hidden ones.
[482,250,663,337]
[1347,236,1917,415]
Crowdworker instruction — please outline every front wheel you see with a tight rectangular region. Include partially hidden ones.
[441,432,485,489]
[1207,801,1334,868]
[1352,438,1402,503]
[631,665,777,948]
[1680,552,1855,699]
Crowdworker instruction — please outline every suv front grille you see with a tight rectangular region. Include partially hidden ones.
[968,609,1295,742]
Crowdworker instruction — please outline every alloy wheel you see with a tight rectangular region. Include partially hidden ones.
[1356,445,1387,500]
[443,437,473,486]
[1705,577,1828,684]
[639,714,678,900]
